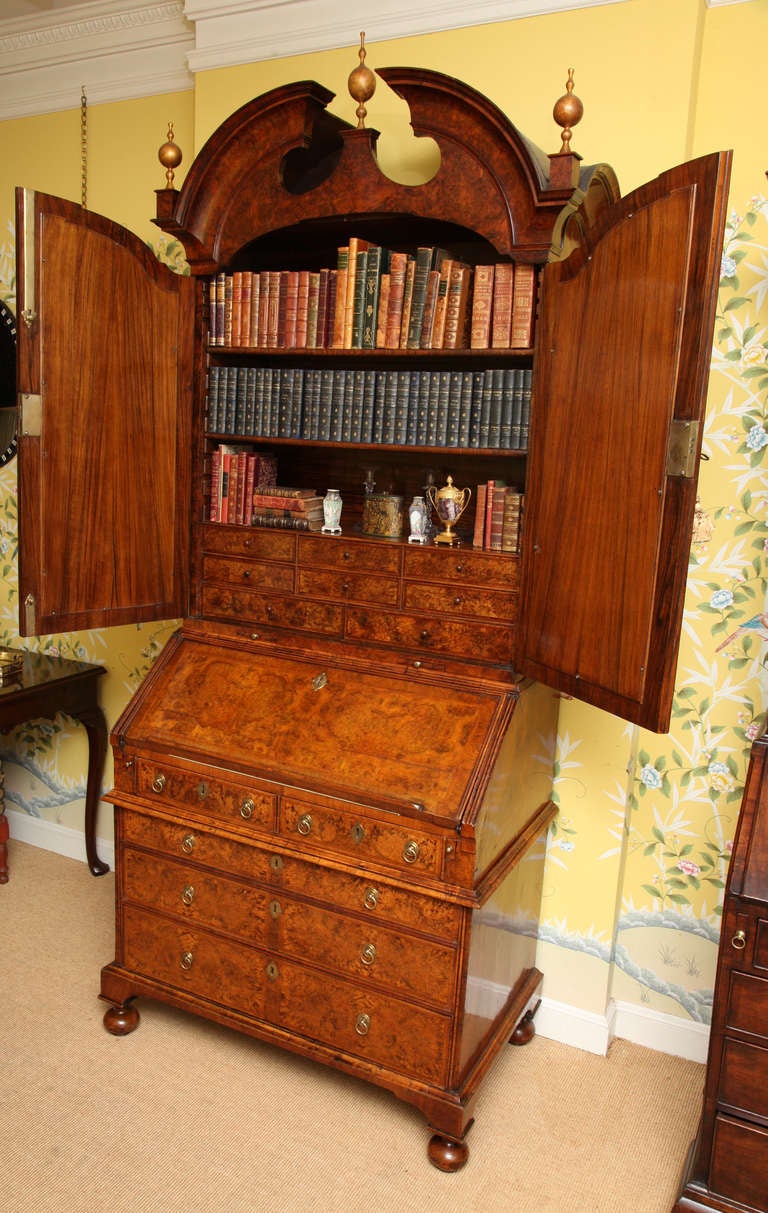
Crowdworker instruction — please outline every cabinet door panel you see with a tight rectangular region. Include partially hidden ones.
[519,152,730,732]
[16,189,194,635]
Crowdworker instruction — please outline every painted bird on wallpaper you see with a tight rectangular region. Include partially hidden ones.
[716,612,768,653]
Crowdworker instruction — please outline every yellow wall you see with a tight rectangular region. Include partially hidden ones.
[1,0,766,1039]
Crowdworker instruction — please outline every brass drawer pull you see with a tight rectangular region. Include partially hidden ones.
[360,943,377,966]
[297,813,313,836]
[180,951,194,971]
[265,960,280,980]
[350,822,366,844]
[240,797,255,820]
[363,887,379,910]
[269,899,282,919]
[355,1013,371,1036]
[453,595,463,607]
[181,884,195,906]
[181,834,196,854]
[402,840,420,864]
[151,772,167,793]
[732,929,747,950]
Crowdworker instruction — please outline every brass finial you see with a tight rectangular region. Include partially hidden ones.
[348,32,376,129]
[553,68,583,154]
[158,122,182,188]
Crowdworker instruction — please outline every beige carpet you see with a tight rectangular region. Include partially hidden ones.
[1,840,702,1212]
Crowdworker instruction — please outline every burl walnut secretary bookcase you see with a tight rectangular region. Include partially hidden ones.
[15,60,729,1170]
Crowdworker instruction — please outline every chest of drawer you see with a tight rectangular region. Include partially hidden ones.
[404,581,517,622]
[203,555,295,593]
[297,567,399,606]
[119,809,462,940]
[135,759,276,833]
[202,524,296,561]
[281,793,445,878]
[202,584,343,634]
[122,848,458,1007]
[122,903,451,1085]
[297,534,402,574]
[344,606,514,664]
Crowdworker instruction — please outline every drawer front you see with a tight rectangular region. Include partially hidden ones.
[404,581,517,622]
[120,810,462,940]
[404,546,517,590]
[121,903,450,1084]
[726,970,768,1036]
[135,759,276,832]
[202,523,296,561]
[202,584,343,634]
[755,917,768,971]
[719,1037,768,1119]
[203,555,295,593]
[297,567,399,606]
[281,794,444,877]
[345,606,514,664]
[297,534,402,574]
[710,1113,768,1208]
[122,849,457,1007]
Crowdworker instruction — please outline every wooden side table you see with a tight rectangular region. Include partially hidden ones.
[0,650,108,882]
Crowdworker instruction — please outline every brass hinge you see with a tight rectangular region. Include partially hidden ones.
[24,593,36,634]
[19,393,41,437]
[21,188,37,328]
[666,418,699,478]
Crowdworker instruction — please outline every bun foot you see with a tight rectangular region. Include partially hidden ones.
[427,1133,469,1172]
[510,1007,536,1046]
[103,1002,140,1036]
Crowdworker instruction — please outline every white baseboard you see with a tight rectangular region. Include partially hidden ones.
[5,807,115,873]
[4,812,711,1065]
[536,995,710,1063]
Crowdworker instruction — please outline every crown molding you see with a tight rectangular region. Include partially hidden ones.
[0,1,194,120]
[183,0,627,73]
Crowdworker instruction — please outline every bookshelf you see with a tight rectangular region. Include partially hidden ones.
[16,60,729,1172]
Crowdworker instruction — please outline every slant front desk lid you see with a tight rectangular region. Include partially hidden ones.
[117,631,514,827]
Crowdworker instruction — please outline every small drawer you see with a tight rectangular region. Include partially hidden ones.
[281,794,444,878]
[121,809,277,878]
[718,1037,768,1119]
[297,567,399,606]
[404,581,517,622]
[202,584,343,635]
[755,917,768,971]
[710,1113,768,1208]
[726,970,768,1037]
[135,759,276,832]
[345,606,514,664]
[297,533,402,575]
[202,523,296,561]
[203,555,295,593]
[404,546,517,590]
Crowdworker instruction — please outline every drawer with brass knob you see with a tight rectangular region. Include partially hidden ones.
[281,794,444,877]
[135,758,276,833]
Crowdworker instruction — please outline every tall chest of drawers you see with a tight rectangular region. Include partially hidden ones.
[674,730,768,1212]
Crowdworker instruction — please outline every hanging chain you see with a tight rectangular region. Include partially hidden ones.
[80,84,88,209]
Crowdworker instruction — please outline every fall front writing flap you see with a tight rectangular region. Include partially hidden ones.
[518,151,731,733]
[15,189,194,636]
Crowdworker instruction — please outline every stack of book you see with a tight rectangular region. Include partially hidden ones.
[207,245,537,353]
[209,446,277,525]
[472,481,524,553]
[251,487,325,531]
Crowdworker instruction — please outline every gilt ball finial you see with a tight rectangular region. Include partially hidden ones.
[158,122,182,188]
[348,32,376,129]
[553,68,583,154]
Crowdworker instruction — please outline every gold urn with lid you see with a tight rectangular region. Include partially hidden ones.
[426,475,472,545]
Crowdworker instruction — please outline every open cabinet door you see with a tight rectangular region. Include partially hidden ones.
[518,151,731,733]
[15,189,195,636]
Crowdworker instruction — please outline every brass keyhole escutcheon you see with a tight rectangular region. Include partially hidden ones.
[363,887,379,910]
[181,834,196,854]
[269,854,284,873]
[240,797,255,820]
[197,781,209,800]
[402,840,420,864]
[355,1013,371,1036]
[732,929,747,950]
[360,943,376,966]
[181,885,195,906]
[152,772,166,793]
[350,822,366,844]
[180,951,194,971]
[297,813,313,836]
[269,899,282,919]
[265,961,280,981]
